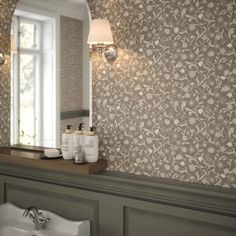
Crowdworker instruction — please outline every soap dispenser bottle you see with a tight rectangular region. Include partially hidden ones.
[61,125,73,160]
[73,123,86,164]
[85,127,99,163]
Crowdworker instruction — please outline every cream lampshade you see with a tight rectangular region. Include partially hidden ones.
[87,19,114,45]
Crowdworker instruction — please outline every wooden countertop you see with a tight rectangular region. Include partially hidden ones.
[0,147,108,175]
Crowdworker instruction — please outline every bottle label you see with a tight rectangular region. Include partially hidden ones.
[84,136,98,162]
[62,137,69,151]
[85,139,95,149]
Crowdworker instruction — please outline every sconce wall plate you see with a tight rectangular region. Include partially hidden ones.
[104,46,118,62]
[0,53,5,65]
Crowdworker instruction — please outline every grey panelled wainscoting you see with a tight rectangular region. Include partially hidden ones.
[0,164,236,236]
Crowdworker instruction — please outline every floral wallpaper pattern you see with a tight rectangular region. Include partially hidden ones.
[60,16,83,113]
[0,0,18,146]
[88,0,236,188]
[60,16,87,135]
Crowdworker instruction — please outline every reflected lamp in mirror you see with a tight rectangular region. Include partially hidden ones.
[0,53,5,65]
[0,37,5,65]
[11,35,17,54]
[0,37,4,65]
[88,19,117,62]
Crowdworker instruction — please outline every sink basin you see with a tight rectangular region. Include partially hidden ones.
[0,226,30,236]
[0,202,90,236]
[0,225,84,236]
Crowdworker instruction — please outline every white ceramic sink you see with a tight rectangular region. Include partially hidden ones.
[0,226,29,236]
[0,202,90,236]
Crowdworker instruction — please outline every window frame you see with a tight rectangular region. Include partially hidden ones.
[11,12,57,148]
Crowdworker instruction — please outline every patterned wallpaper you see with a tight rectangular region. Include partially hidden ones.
[60,16,84,133]
[0,0,235,189]
[0,0,18,146]
[60,16,83,113]
[88,0,236,188]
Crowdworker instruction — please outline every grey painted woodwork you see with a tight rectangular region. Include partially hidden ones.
[61,109,89,119]
[0,164,236,236]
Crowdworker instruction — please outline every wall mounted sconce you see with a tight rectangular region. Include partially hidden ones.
[0,53,5,65]
[88,19,117,62]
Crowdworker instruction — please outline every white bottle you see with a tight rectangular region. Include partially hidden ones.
[61,125,74,160]
[85,127,99,163]
[73,123,86,164]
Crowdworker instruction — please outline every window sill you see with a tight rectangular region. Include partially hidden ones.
[11,144,51,152]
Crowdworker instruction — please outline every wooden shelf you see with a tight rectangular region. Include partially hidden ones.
[0,147,107,176]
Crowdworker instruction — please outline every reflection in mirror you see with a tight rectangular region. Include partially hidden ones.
[10,0,91,148]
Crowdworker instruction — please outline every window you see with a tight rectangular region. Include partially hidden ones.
[11,11,57,147]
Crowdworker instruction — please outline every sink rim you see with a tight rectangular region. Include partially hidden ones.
[0,202,90,236]
[0,225,80,236]
[0,202,86,224]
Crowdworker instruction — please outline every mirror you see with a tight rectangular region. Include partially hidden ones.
[10,0,91,148]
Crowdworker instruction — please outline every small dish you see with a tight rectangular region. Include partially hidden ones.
[40,154,63,160]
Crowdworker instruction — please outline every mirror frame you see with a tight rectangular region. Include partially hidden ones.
[10,0,92,148]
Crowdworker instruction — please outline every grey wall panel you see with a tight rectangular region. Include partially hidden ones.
[98,200,124,236]
[124,207,236,236]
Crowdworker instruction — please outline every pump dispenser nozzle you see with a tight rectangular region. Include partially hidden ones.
[90,126,96,131]
[88,126,96,135]
[78,123,85,130]
[66,125,73,134]
[75,123,85,135]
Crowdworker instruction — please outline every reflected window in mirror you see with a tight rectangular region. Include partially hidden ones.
[11,11,57,147]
